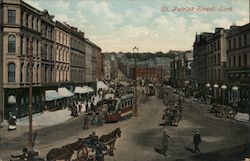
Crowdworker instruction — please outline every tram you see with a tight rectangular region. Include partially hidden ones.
[105,94,134,123]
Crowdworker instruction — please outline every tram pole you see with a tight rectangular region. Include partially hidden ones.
[133,46,138,117]
[28,37,33,150]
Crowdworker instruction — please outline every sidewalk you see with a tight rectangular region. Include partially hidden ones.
[2,95,103,127]
[2,108,73,127]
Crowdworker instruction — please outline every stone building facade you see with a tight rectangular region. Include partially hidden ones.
[54,21,71,83]
[68,26,85,83]
[96,48,103,81]
[41,10,54,84]
[227,24,250,113]
[206,28,228,104]
[1,0,44,119]
[0,0,103,121]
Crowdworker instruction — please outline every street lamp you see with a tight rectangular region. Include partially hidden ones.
[133,46,139,117]
[221,85,227,105]
[232,85,239,112]
[213,83,219,104]
[206,83,211,105]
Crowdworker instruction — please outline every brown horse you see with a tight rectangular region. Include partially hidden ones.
[99,128,121,156]
[46,140,86,161]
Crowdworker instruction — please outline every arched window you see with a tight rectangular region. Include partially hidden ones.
[8,63,16,82]
[8,34,16,53]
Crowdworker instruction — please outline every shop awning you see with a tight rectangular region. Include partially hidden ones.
[58,87,74,97]
[83,86,94,93]
[74,86,93,94]
[97,81,109,90]
[45,90,64,101]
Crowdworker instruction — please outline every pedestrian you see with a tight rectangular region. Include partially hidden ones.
[193,129,202,153]
[78,103,82,114]
[83,114,89,130]
[86,101,89,113]
[161,129,169,156]
[8,116,17,131]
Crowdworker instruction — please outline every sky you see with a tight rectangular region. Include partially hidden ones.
[23,0,249,53]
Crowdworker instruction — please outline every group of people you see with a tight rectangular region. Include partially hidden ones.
[159,129,202,156]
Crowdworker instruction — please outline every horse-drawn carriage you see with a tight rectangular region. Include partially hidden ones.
[162,104,182,127]
[10,128,121,161]
[47,128,121,161]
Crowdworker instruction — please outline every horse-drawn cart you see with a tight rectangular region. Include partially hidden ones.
[162,104,182,127]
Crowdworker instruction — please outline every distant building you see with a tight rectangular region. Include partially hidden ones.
[192,33,213,89]
[170,52,193,94]
[96,48,104,81]
[103,53,118,80]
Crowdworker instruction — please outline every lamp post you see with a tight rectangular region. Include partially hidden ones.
[28,37,33,150]
[221,85,227,105]
[213,83,219,104]
[133,46,138,117]
[206,83,211,105]
[232,85,239,112]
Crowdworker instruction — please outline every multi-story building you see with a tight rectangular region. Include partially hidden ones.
[1,0,43,119]
[104,54,111,80]
[41,9,54,84]
[68,26,85,84]
[170,52,193,94]
[96,48,103,81]
[192,33,213,91]
[135,67,161,82]
[0,0,103,121]
[155,57,171,83]
[206,28,228,104]
[54,21,71,83]
[227,23,250,113]
[85,39,94,82]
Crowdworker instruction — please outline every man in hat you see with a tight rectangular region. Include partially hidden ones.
[193,129,202,153]
[161,129,170,156]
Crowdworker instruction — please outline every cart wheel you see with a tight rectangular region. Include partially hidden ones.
[77,146,89,161]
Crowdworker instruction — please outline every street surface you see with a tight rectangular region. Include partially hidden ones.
[1,87,250,161]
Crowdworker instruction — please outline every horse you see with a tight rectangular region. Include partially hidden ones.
[99,128,121,156]
[46,144,75,161]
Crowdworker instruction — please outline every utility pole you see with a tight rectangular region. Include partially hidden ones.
[145,59,149,95]
[133,46,138,117]
[28,37,33,150]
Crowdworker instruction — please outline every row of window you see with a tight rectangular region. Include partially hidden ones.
[207,53,221,66]
[55,29,70,46]
[207,39,220,53]
[207,68,221,81]
[8,63,40,83]
[22,11,40,31]
[228,34,248,51]
[71,70,85,82]
[56,70,69,82]
[121,100,133,109]
[228,54,248,67]
[71,37,85,51]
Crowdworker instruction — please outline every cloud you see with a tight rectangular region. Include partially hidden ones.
[55,0,69,10]
[236,18,249,26]
[78,1,123,25]
[23,0,42,10]
[54,14,71,24]
[213,17,233,28]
